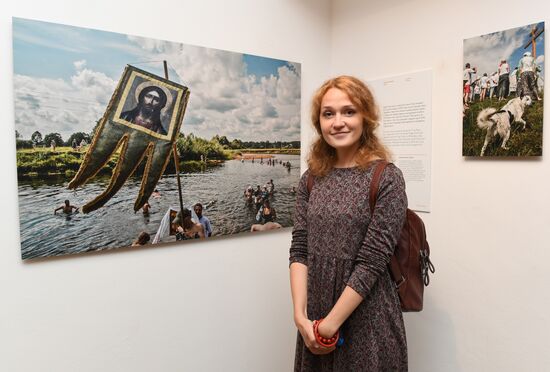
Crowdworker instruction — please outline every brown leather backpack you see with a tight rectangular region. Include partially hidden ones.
[306,161,434,312]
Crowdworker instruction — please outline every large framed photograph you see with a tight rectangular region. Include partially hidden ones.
[462,22,544,157]
[13,18,301,259]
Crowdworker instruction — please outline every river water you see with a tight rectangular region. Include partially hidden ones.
[18,155,300,259]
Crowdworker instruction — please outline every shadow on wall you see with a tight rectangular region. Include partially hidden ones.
[404,296,458,372]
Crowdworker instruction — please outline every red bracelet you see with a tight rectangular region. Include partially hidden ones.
[313,318,339,348]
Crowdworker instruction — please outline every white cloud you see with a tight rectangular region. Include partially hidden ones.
[276,65,301,105]
[128,36,301,141]
[15,37,301,143]
[536,54,545,88]
[14,65,117,140]
[464,25,532,77]
[74,59,86,70]
[70,68,117,105]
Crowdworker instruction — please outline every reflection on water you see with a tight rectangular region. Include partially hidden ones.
[18,155,300,259]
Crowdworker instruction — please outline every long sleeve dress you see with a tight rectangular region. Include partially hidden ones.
[289,161,408,372]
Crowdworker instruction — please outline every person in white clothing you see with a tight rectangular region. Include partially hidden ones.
[489,72,499,99]
[508,67,518,97]
[497,59,510,100]
[463,63,476,104]
[473,82,481,101]
[469,72,478,102]
[518,52,541,100]
[480,73,489,101]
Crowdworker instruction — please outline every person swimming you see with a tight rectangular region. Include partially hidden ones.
[267,179,275,195]
[132,231,150,246]
[205,200,217,208]
[244,186,254,204]
[54,200,78,215]
[250,221,282,232]
[173,208,205,240]
[142,200,151,216]
[261,186,270,200]
[256,199,276,223]
[254,194,263,210]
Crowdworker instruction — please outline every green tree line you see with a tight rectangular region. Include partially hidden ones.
[16,130,92,150]
[17,129,300,153]
[209,134,299,150]
[16,129,300,179]
[176,133,231,160]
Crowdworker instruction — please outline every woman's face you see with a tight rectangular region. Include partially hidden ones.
[319,88,364,152]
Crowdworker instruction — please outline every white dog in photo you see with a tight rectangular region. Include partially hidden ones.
[476,95,532,156]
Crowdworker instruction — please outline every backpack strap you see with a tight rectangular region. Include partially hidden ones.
[307,172,314,194]
[369,161,406,288]
[369,160,388,214]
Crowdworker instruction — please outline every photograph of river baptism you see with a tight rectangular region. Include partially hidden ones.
[13,18,301,260]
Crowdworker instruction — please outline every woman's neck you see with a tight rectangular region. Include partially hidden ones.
[334,144,360,168]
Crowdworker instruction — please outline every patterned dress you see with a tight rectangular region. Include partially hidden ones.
[289,162,408,371]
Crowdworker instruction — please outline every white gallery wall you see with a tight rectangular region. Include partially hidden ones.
[331,0,550,371]
[0,1,328,371]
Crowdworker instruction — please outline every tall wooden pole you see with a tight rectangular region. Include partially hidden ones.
[524,25,544,59]
[163,60,185,218]
[163,60,169,81]
[531,28,537,58]
[173,143,184,218]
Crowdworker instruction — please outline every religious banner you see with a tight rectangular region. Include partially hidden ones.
[13,17,301,259]
[462,22,545,157]
[68,66,190,213]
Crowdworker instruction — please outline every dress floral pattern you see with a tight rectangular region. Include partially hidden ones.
[289,162,408,371]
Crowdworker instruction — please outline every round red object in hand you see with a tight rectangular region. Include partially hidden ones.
[313,318,339,348]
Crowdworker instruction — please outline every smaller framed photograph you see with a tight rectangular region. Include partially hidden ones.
[462,22,544,157]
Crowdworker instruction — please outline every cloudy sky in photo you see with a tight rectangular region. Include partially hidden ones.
[464,22,545,81]
[13,17,301,142]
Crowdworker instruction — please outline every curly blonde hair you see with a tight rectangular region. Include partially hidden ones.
[308,76,391,177]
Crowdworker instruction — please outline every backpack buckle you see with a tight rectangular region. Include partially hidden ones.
[420,249,435,286]
[395,276,406,288]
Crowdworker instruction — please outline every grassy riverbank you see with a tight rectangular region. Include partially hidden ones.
[17,147,105,179]
[229,148,300,157]
[16,147,224,180]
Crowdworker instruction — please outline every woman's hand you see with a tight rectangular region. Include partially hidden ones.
[317,318,339,340]
[295,316,335,355]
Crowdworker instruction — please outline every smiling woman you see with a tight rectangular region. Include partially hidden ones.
[289,76,408,371]
[308,76,391,176]
[319,88,364,165]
